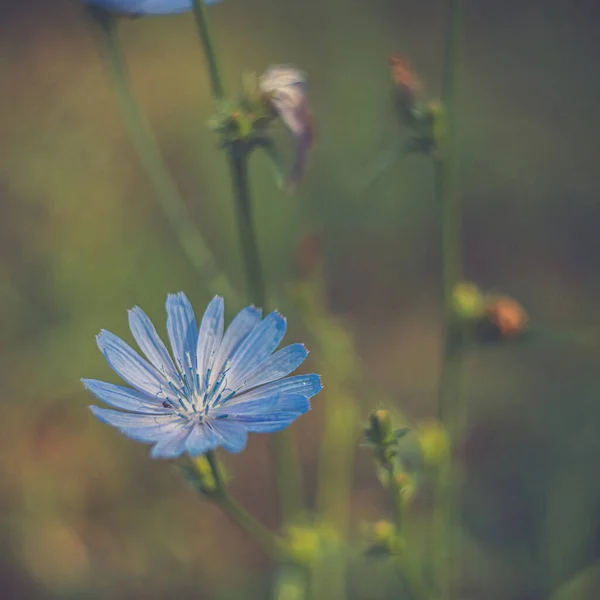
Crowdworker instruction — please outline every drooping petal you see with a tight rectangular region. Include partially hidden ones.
[227,311,287,390]
[242,343,308,390]
[166,292,197,390]
[227,374,322,406]
[83,379,171,412]
[196,296,225,393]
[209,420,248,454]
[96,330,168,398]
[84,0,223,16]
[90,406,184,442]
[128,306,179,382]
[260,65,314,192]
[150,422,195,459]
[210,305,262,386]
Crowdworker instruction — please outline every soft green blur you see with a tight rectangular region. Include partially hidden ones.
[2,0,600,598]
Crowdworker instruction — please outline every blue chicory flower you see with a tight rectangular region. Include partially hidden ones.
[84,0,222,16]
[83,294,322,459]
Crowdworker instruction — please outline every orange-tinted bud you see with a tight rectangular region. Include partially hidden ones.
[390,55,422,102]
[485,296,528,338]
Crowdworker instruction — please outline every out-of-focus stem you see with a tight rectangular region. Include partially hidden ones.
[190,4,304,524]
[205,451,292,561]
[192,0,225,101]
[93,13,237,302]
[433,1,464,599]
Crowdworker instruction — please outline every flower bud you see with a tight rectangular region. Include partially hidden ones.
[417,420,450,469]
[484,295,528,339]
[372,520,395,544]
[390,55,422,123]
[367,409,394,445]
[452,281,485,321]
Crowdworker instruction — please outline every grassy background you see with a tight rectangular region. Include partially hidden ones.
[1,0,600,597]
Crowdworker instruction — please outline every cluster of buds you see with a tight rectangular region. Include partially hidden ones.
[452,281,529,343]
[390,55,444,155]
[209,65,314,192]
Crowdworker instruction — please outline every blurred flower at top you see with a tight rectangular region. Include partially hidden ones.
[83,0,222,16]
[260,65,314,192]
[83,294,322,459]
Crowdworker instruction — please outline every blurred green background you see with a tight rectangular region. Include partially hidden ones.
[2,0,600,598]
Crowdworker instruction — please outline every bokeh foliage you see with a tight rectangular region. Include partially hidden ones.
[2,0,600,598]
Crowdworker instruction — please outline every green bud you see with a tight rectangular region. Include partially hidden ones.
[367,409,393,445]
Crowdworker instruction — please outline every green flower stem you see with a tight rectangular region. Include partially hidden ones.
[206,451,292,561]
[192,0,225,101]
[227,145,266,306]
[433,1,464,599]
[93,14,237,301]
[386,464,404,533]
[190,3,304,524]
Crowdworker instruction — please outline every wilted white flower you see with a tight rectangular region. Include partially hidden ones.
[260,65,314,192]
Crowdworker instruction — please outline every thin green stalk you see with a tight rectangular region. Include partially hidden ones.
[93,13,236,302]
[387,465,404,533]
[227,146,266,307]
[433,1,464,599]
[192,0,225,101]
[205,451,291,561]
[191,3,305,524]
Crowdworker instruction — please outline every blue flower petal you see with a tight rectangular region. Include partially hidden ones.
[210,305,262,385]
[83,379,170,412]
[243,343,308,390]
[84,0,223,16]
[214,394,309,419]
[150,422,195,459]
[227,311,287,389]
[90,406,184,442]
[166,292,198,389]
[196,296,224,393]
[185,423,220,456]
[128,306,179,382]
[233,411,309,433]
[210,420,248,454]
[96,330,167,398]
[230,374,322,404]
